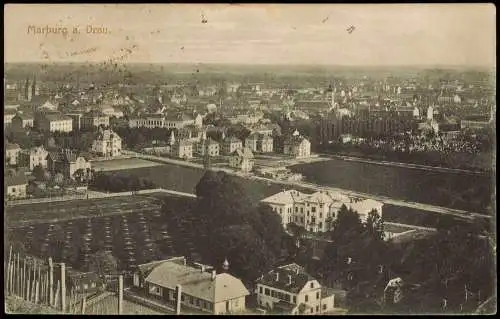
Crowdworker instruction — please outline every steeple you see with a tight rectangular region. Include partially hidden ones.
[31,74,37,98]
[169,130,176,145]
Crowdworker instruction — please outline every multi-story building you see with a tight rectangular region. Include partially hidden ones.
[255,263,338,315]
[222,136,243,155]
[196,135,220,157]
[129,114,167,129]
[4,109,16,128]
[245,133,274,153]
[245,133,260,153]
[66,113,84,131]
[5,143,21,166]
[229,147,254,172]
[81,111,110,129]
[260,135,274,153]
[261,189,384,233]
[92,129,122,157]
[165,113,203,129]
[460,115,491,131]
[5,171,28,200]
[283,131,311,158]
[133,256,250,315]
[171,139,193,159]
[19,146,49,171]
[46,149,92,180]
[11,113,35,130]
[36,112,73,132]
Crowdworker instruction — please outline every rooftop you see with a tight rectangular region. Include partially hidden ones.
[261,190,309,205]
[145,259,249,303]
[256,263,316,294]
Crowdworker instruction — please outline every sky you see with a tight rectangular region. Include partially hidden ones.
[4,4,496,67]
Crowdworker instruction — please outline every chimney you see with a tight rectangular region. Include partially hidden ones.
[211,270,216,280]
[275,272,279,282]
[201,265,205,273]
[183,257,186,266]
[288,275,292,285]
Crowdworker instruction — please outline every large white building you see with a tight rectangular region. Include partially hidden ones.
[261,189,384,233]
[92,129,122,157]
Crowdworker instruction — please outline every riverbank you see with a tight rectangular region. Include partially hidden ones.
[316,146,493,173]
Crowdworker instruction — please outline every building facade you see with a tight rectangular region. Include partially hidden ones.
[284,135,311,158]
[256,263,337,315]
[222,137,243,155]
[229,147,254,172]
[11,113,35,129]
[92,129,122,157]
[261,189,384,233]
[171,139,193,159]
[19,146,49,171]
[5,143,21,166]
[36,112,73,132]
[46,150,92,180]
[81,111,110,129]
[133,257,249,315]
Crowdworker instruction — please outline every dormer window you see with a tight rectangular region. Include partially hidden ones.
[310,283,314,288]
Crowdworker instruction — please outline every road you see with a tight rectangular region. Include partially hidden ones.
[127,152,491,221]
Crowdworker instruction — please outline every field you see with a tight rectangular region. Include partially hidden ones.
[6,194,202,272]
[91,158,163,172]
[5,194,167,227]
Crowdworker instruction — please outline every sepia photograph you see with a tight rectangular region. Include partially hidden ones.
[3,3,496,315]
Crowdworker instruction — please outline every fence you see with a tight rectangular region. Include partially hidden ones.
[6,188,196,206]
[4,246,125,315]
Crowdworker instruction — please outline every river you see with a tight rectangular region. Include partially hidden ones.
[290,159,493,214]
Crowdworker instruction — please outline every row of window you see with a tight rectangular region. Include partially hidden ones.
[260,286,296,304]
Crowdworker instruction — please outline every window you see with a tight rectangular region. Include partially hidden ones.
[265,288,270,296]
[316,292,320,299]
[83,284,88,290]
[196,299,200,306]
[259,287,263,294]
[323,304,327,310]
[181,295,185,302]
[91,282,96,288]
[190,296,194,304]
[295,207,298,212]
[312,207,316,213]
[316,305,319,312]
[319,213,322,218]
[295,217,298,222]
[311,308,314,313]
[310,283,314,288]
[307,211,309,217]
[293,296,296,304]
[305,295,309,302]
[300,208,303,213]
